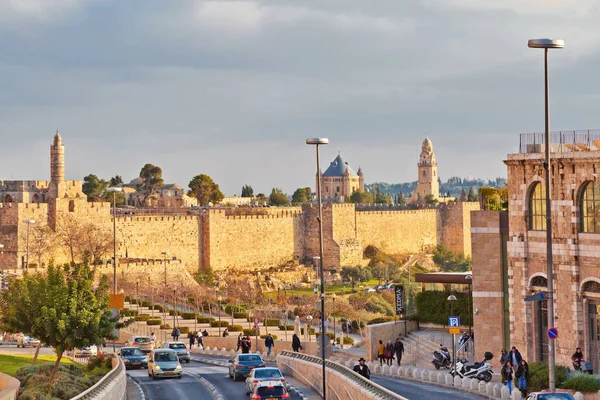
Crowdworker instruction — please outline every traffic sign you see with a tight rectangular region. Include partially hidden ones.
[448,316,460,327]
[253,316,260,325]
[449,327,461,335]
[548,327,558,340]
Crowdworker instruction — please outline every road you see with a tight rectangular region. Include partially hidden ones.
[129,362,305,400]
[372,375,484,400]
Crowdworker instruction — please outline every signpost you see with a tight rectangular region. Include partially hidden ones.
[548,328,558,340]
[449,327,461,335]
[448,316,460,366]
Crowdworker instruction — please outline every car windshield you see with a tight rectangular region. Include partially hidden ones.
[240,355,262,362]
[538,395,575,400]
[255,369,283,379]
[257,387,285,396]
[155,352,178,362]
[122,348,143,356]
[136,337,151,344]
[169,344,186,349]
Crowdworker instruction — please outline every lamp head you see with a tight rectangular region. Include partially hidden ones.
[527,38,564,49]
[447,295,457,301]
[107,187,123,192]
[306,138,329,145]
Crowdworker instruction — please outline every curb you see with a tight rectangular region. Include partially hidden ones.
[284,383,308,400]
[187,372,225,400]
[127,375,146,400]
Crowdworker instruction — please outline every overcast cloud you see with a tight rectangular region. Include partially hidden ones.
[0,0,598,195]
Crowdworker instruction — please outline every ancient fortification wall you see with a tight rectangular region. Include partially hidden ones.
[439,202,479,257]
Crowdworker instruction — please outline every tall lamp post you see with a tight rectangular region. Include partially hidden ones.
[107,187,122,294]
[161,251,169,284]
[447,294,457,369]
[218,295,223,337]
[0,244,4,272]
[306,137,329,400]
[465,274,472,337]
[173,289,177,329]
[23,219,35,270]
[528,37,564,392]
[332,293,336,347]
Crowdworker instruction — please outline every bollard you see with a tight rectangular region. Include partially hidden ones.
[382,365,390,375]
[462,377,471,389]
[493,383,503,397]
[478,380,487,394]
[445,374,453,386]
[573,393,584,400]
[437,372,445,384]
[470,378,479,391]
[398,366,406,377]
[420,369,429,382]
[511,389,522,400]
[390,365,399,376]
[453,376,462,387]
[500,385,510,399]
[486,382,495,395]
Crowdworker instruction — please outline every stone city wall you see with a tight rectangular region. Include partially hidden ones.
[364,320,419,362]
[439,202,479,257]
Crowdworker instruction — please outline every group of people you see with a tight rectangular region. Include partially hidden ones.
[499,346,528,395]
[376,337,405,366]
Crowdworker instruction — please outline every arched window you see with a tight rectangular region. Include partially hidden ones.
[530,276,547,288]
[580,181,600,233]
[3,194,12,203]
[422,170,426,177]
[582,280,600,293]
[529,182,546,231]
[69,200,75,212]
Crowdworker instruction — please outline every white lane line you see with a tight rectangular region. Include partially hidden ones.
[184,371,225,400]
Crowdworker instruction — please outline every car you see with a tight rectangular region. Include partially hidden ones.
[16,334,41,348]
[365,288,376,293]
[160,342,191,363]
[119,347,148,370]
[245,367,285,395]
[228,354,265,381]
[124,335,154,354]
[525,393,575,400]
[148,349,182,380]
[75,345,98,357]
[250,381,290,400]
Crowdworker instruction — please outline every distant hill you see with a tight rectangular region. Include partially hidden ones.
[365,176,506,198]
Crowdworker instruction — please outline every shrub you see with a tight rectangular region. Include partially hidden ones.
[264,318,279,327]
[278,325,294,331]
[315,332,335,340]
[243,328,258,336]
[179,327,190,334]
[234,312,249,319]
[197,316,215,323]
[168,310,183,316]
[229,325,244,332]
[182,312,196,320]
[120,309,137,317]
[134,315,150,321]
[210,320,230,327]
[300,327,315,335]
[260,334,278,340]
[562,372,600,392]
[341,336,355,345]
[141,301,152,307]
[367,316,394,325]
[351,320,365,330]
[160,324,171,330]
[147,320,161,325]
[415,290,469,325]
[153,305,163,312]
[528,362,571,392]
[124,295,131,302]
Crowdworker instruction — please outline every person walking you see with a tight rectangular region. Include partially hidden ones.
[516,359,528,394]
[571,347,585,371]
[265,333,275,356]
[222,328,229,337]
[241,336,251,354]
[353,358,371,380]
[394,337,405,366]
[237,333,243,351]
[292,334,302,352]
[196,333,205,350]
[189,333,195,349]
[500,349,509,367]
[510,346,522,369]
[377,340,385,366]
[385,340,394,366]
[502,360,514,395]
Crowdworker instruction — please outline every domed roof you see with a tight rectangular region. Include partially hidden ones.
[323,154,358,177]
[421,137,433,153]
[419,135,436,165]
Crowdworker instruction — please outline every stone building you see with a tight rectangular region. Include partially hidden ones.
[412,136,440,202]
[471,130,600,371]
[124,182,197,208]
[318,153,364,199]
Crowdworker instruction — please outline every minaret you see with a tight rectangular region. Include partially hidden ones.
[50,132,65,183]
[357,167,364,192]
[413,136,439,201]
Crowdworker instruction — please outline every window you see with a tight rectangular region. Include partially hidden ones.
[529,182,546,231]
[422,170,426,177]
[580,181,600,233]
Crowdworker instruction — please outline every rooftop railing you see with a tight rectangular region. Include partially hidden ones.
[519,129,600,154]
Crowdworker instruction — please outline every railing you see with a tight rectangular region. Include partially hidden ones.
[519,129,600,153]
[278,350,405,399]
[70,357,125,400]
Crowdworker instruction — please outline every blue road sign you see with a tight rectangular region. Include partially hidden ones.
[548,327,558,340]
[448,316,460,327]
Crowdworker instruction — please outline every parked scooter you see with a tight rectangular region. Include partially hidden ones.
[432,345,451,369]
[449,351,494,382]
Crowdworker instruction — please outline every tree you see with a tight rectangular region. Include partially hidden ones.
[137,164,164,206]
[340,266,371,289]
[397,192,406,206]
[28,225,56,269]
[256,193,267,204]
[424,194,438,206]
[291,187,311,205]
[467,187,477,202]
[79,224,112,265]
[110,175,124,186]
[188,174,224,206]
[433,244,471,272]
[101,189,126,207]
[82,174,109,202]
[459,188,467,202]
[269,188,290,206]
[241,185,254,198]
[0,264,116,380]
[57,214,84,263]
[349,190,373,204]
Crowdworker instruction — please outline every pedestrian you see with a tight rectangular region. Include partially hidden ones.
[459,332,470,351]
[189,333,195,348]
[150,332,156,343]
[353,358,371,380]
[197,334,205,350]
[241,336,251,354]
[385,340,394,366]
[202,329,209,337]
[292,334,302,352]
[516,360,528,393]
[510,346,523,368]
[265,333,275,356]
[377,340,385,366]
[394,337,405,366]
[502,360,514,394]
[171,327,177,341]
[500,348,509,367]
[174,327,180,341]
[222,328,229,337]
[237,333,243,351]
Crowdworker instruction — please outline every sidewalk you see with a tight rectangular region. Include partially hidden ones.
[126,375,145,400]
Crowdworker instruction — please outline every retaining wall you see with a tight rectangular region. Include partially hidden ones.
[365,320,419,362]
[0,373,19,400]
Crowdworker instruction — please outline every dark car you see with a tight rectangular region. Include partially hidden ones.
[250,381,290,400]
[228,354,265,380]
[161,342,191,363]
[119,347,148,370]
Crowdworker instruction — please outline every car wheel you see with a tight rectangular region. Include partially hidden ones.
[178,375,183,380]
[186,359,190,363]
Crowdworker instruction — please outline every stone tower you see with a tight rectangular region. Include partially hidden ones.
[413,136,439,201]
[48,132,65,199]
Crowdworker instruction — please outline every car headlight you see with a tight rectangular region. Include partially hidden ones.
[175,365,182,371]
[154,365,161,371]
[124,359,131,363]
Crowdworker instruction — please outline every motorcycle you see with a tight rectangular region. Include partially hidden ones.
[450,358,493,382]
[432,346,451,369]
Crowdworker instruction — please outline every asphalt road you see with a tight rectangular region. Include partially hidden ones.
[372,375,484,400]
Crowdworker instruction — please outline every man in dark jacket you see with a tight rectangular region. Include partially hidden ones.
[265,333,275,356]
[510,346,523,368]
[394,338,405,366]
[241,337,251,354]
[292,334,301,352]
[353,358,370,380]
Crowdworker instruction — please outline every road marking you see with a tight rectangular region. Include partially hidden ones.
[184,371,225,400]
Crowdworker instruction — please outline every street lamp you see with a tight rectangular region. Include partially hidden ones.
[218,295,223,337]
[332,293,337,347]
[407,254,412,314]
[528,37,564,393]
[447,294,457,370]
[465,274,472,337]
[306,137,329,400]
[23,220,35,270]
[173,289,177,329]
[161,251,169,284]
[136,280,140,316]
[107,187,122,294]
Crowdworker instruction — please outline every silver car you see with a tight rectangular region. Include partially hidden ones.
[148,349,182,380]
[160,342,191,363]
[245,367,285,395]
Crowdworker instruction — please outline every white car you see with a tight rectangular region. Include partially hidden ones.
[75,345,98,357]
[245,368,285,395]
[16,334,41,348]
[365,288,376,293]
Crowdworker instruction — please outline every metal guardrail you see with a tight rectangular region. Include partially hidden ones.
[278,350,406,400]
[70,357,125,400]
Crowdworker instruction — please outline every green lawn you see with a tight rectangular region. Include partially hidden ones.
[0,354,75,377]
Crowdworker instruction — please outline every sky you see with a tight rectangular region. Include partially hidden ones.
[1,0,599,196]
